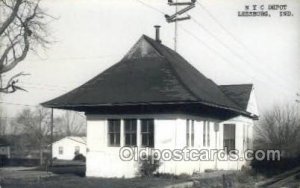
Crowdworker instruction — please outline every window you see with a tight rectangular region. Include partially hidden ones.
[245,125,251,150]
[186,120,190,146]
[203,121,210,147]
[75,146,80,153]
[124,119,137,146]
[108,119,121,147]
[191,120,194,147]
[59,146,63,155]
[224,124,236,153]
[203,121,206,146]
[186,119,194,147]
[141,119,154,147]
[207,121,210,146]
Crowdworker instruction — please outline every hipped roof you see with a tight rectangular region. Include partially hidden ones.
[219,84,253,111]
[42,35,255,118]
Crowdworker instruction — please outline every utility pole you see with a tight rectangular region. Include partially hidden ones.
[50,108,54,167]
[174,0,178,51]
[165,0,196,51]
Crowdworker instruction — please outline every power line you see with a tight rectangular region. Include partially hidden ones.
[179,26,241,72]
[24,54,122,63]
[135,0,165,15]
[194,2,297,89]
[2,79,70,90]
[179,26,255,79]
[190,17,295,93]
[0,101,86,118]
[191,17,257,67]
[179,26,294,97]
[0,101,38,107]
[196,2,251,53]
[133,0,295,97]
[15,81,70,90]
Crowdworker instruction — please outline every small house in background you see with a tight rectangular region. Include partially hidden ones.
[52,136,86,160]
[42,26,259,178]
[0,137,10,159]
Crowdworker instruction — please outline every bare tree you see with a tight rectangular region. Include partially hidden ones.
[57,110,86,137]
[0,117,8,135]
[255,104,300,157]
[0,0,52,93]
[0,107,8,135]
[13,107,51,165]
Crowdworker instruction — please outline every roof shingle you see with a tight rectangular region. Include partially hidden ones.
[42,35,254,117]
[219,84,253,111]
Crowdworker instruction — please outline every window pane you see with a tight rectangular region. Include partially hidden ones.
[148,121,154,132]
[125,119,137,146]
[125,119,137,133]
[208,122,210,147]
[125,134,131,146]
[191,120,194,147]
[149,133,154,147]
[141,119,153,132]
[115,133,120,146]
[125,123,131,131]
[142,134,148,146]
[191,134,194,147]
[186,120,190,134]
[115,123,120,133]
[186,120,190,146]
[141,119,154,147]
[109,134,114,145]
[132,134,137,146]
[108,119,120,132]
[108,122,114,132]
[224,124,235,139]
[108,119,121,146]
[224,124,236,152]
[141,120,147,132]
[203,121,206,146]
[75,146,80,153]
[132,122,137,131]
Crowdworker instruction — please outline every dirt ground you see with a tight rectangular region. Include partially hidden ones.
[0,167,183,188]
[2,166,300,188]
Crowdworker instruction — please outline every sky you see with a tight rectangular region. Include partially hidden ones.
[2,0,300,117]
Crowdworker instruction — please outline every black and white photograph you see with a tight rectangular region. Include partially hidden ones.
[0,0,299,187]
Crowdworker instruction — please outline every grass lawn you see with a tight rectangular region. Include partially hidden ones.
[0,164,265,188]
[1,174,184,188]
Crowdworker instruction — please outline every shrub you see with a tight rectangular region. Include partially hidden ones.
[251,155,300,177]
[73,154,86,162]
[137,155,161,177]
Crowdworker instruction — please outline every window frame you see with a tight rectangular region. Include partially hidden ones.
[108,119,121,147]
[203,121,210,147]
[207,121,210,147]
[203,121,206,147]
[223,123,236,154]
[59,146,63,155]
[75,146,80,153]
[186,119,195,147]
[124,119,137,147]
[141,119,154,148]
[186,119,190,147]
[191,120,194,147]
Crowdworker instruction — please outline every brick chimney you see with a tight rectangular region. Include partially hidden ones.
[154,25,161,43]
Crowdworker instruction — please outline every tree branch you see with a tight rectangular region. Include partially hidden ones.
[0,0,23,36]
[0,72,29,93]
